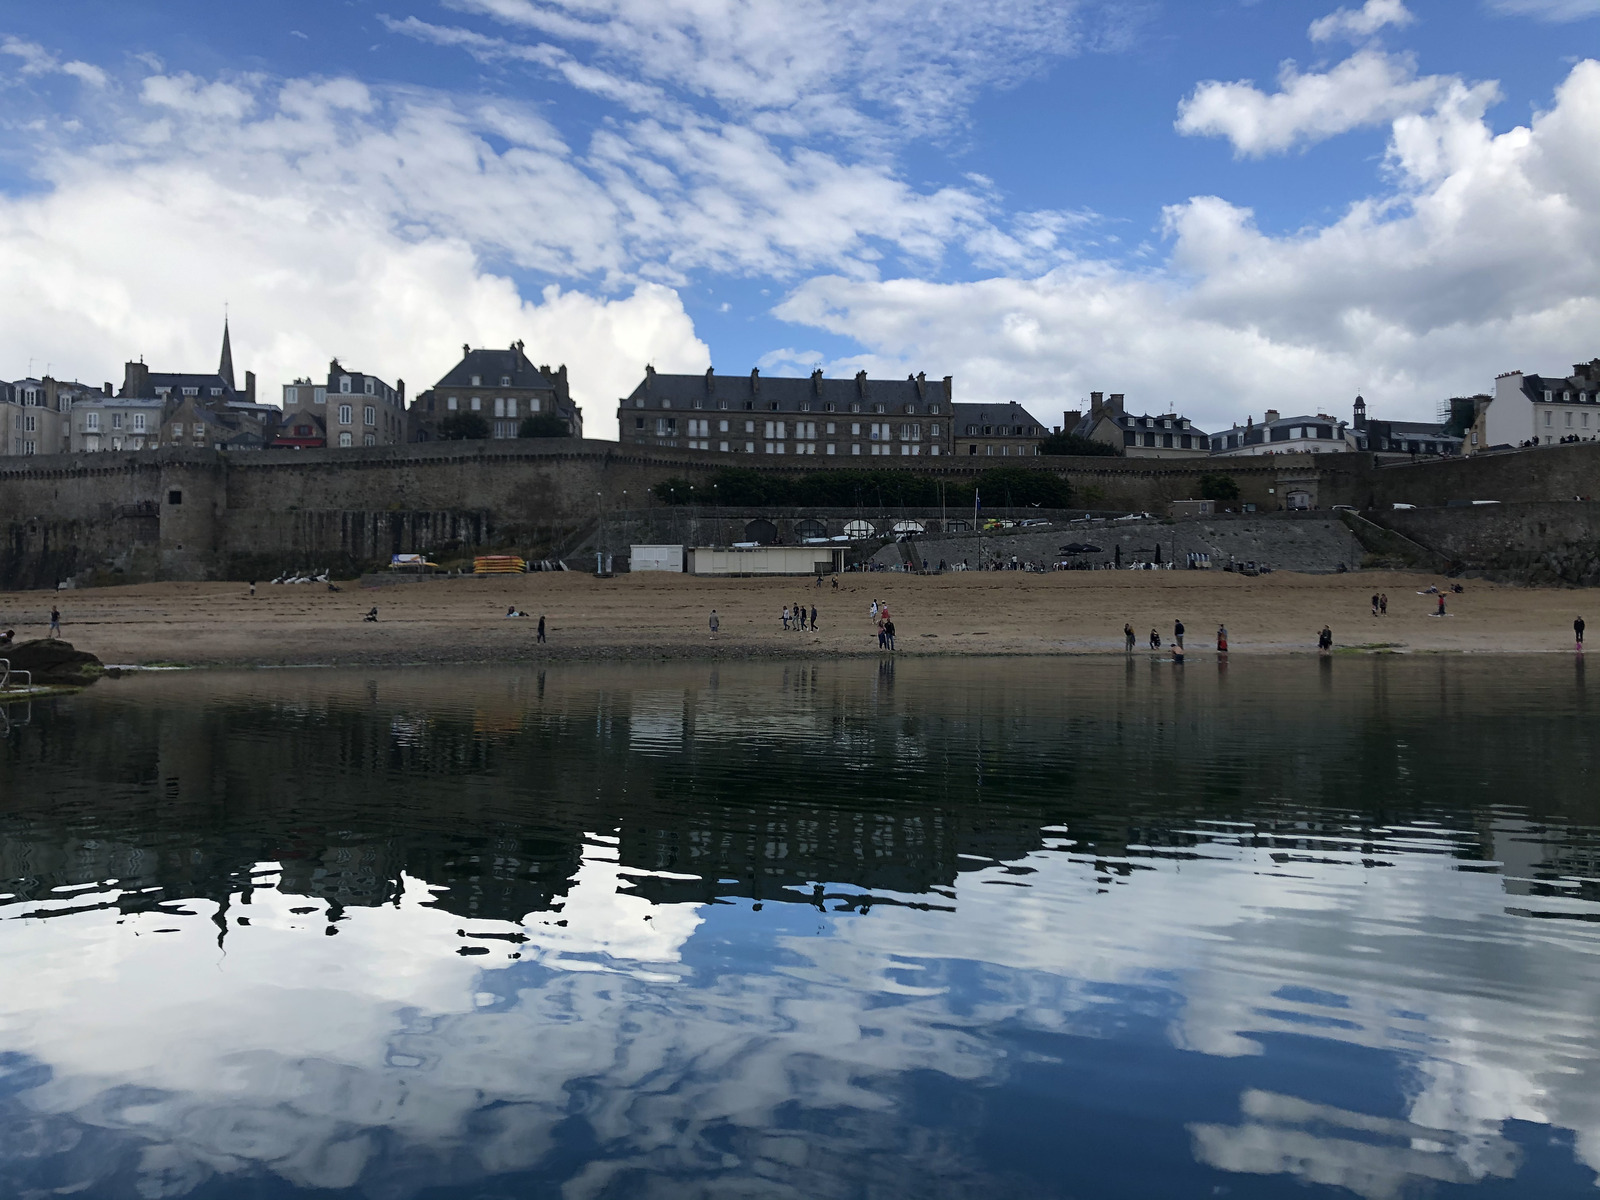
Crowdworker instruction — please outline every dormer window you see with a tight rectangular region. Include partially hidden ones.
[364,379,375,395]
[470,375,482,386]
[340,377,352,393]
[874,403,885,414]
[500,376,511,386]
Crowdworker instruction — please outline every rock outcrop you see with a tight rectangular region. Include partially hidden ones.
[1,639,105,687]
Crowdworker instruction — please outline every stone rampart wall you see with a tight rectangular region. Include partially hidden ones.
[1,438,1597,586]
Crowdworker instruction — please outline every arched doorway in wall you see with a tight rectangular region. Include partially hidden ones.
[795,518,827,540]
[744,519,778,544]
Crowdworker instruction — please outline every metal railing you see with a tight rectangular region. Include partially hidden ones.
[0,659,33,691]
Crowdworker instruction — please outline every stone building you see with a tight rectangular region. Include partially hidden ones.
[66,390,166,453]
[951,400,1050,457]
[115,319,272,451]
[280,359,405,448]
[1349,394,1464,458]
[1063,391,1211,458]
[2,377,74,456]
[617,367,953,457]
[1467,359,1600,452]
[409,342,581,442]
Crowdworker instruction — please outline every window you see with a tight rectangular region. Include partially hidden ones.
[447,396,458,411]
[470,397,481,411]
[24,414,36,433]
[365,379,375,396]
[314,388,327,404]
[796,421,817,439]
[718,419,729,433]
[635,417,645,430]
[172,423,184,438]
[494,398,506,418]
[826,443,836,454]
[338,431,353,447]
[744,441,755,453]
[1566,412,1574,428]
[339,404,353,425]
[364,406,376,426]
[470,375,482,386]
[112,413,123,429]
[852,443,861,455]
[22,440,34,455]
[364,433,376,446]
[528,399,539,413]
[930,423,940,438]
[657,417,677,435]
[183,387,199,397]
[85,412,100,431]
[284,386,299,405]
[133,414,146,432]
[1545,410,1553,427]
[501,376,511,386]
[764,421,788,439]
[1585,413,1591,428]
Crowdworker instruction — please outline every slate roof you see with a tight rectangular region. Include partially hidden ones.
[952,401,1047,431]
[436,347,558,391]
[624,369,951,412]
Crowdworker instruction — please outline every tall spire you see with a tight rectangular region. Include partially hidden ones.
[218,316,236,390]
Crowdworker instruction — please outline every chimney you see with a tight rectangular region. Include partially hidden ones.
[856,369,868,399]
[122,360,150,399]
[915,370,926,399]
[1265,409,1280,424]
[1089,391,1104,418]
[1108,393,1125,416]
[811,368,823,394]
[397,379,405,403]
[245,370,256,403]
[462,343,470,358]
[103,382,113,397]
[943,374,952,401]
[750,366,760,396]
[1063,409,1082,431]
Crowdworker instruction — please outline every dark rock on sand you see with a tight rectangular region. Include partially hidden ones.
[1,639,105,687]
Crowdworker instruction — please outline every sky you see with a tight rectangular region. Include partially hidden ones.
[0,0,1596,437]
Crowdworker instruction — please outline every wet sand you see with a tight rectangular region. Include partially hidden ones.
[0,569,1589,668]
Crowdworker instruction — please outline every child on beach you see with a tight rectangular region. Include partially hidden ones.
[1217,624,1228,653]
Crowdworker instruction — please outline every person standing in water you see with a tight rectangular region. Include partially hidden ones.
[537,614,546,644]
[1124,623,1136,652]
[1318,626,1333,652]
[1174,619,1185,649]
[1576,616,1585,651]
[1217,624,1228,653]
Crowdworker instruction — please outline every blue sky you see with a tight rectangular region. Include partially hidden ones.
[0,0,1596,434]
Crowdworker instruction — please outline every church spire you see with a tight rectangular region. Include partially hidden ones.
[219,316,236,390]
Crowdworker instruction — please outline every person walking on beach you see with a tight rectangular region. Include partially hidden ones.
[537,614,546,643]
[1576,616,1584,650]
[1436,594,1446,617]
[1217,624,1228,653]
[1125,623,1136,652]
[250,580,257,599]
[782,605,791,630]
[1318,625,1333,652]
[1379,593,1388,615]
[1174,619,1185,649]
[1371,593,1379,617]
[870,599,879,622]
[810,604,818,631]
[884,618,896,651]
[710,609,719,639]
[49,606,60,638]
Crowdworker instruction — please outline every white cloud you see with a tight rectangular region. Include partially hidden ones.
[1309,0,1416,43]
[778,61,1600,429]
[1486,0,1600,18]
[438,0,1092,141]
[1176,50,1459,157]
[0,36,108,88]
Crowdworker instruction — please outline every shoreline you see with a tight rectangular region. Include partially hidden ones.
[2,568,1591,670]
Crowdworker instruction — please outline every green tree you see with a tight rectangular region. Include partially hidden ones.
[1198,473,1241,503]
[1039,430,1121,457]
[438,411,490,441]
[518,413,570,438]
[651,477,698,505]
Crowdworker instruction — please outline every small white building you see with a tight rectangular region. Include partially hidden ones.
[631,545,685,572]
[1470,360,1600,451]
[1210,410,1355,456]
[688,546,846,576]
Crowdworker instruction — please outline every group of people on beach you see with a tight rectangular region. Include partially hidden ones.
[869,599,897,650]
[782,602,818,631]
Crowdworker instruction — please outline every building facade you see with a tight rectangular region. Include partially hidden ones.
[281,360,405,448]
[1349,395,1464,458]
[951,401,1049,457]
[618,367,953,457]
[1064,391,1211,458]
[409,343,581,442]
[1209,410,1355,457]
[1469,360,1600,452]
[2,378,72,456]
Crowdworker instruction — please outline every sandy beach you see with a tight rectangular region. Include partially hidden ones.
[0,569,1590,668]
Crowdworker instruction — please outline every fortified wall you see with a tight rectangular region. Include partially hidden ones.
[2,439,1598,587]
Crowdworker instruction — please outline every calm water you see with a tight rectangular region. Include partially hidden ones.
[2,657,1599,1199]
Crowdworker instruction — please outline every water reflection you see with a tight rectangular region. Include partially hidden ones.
[2,658,1599,1198]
